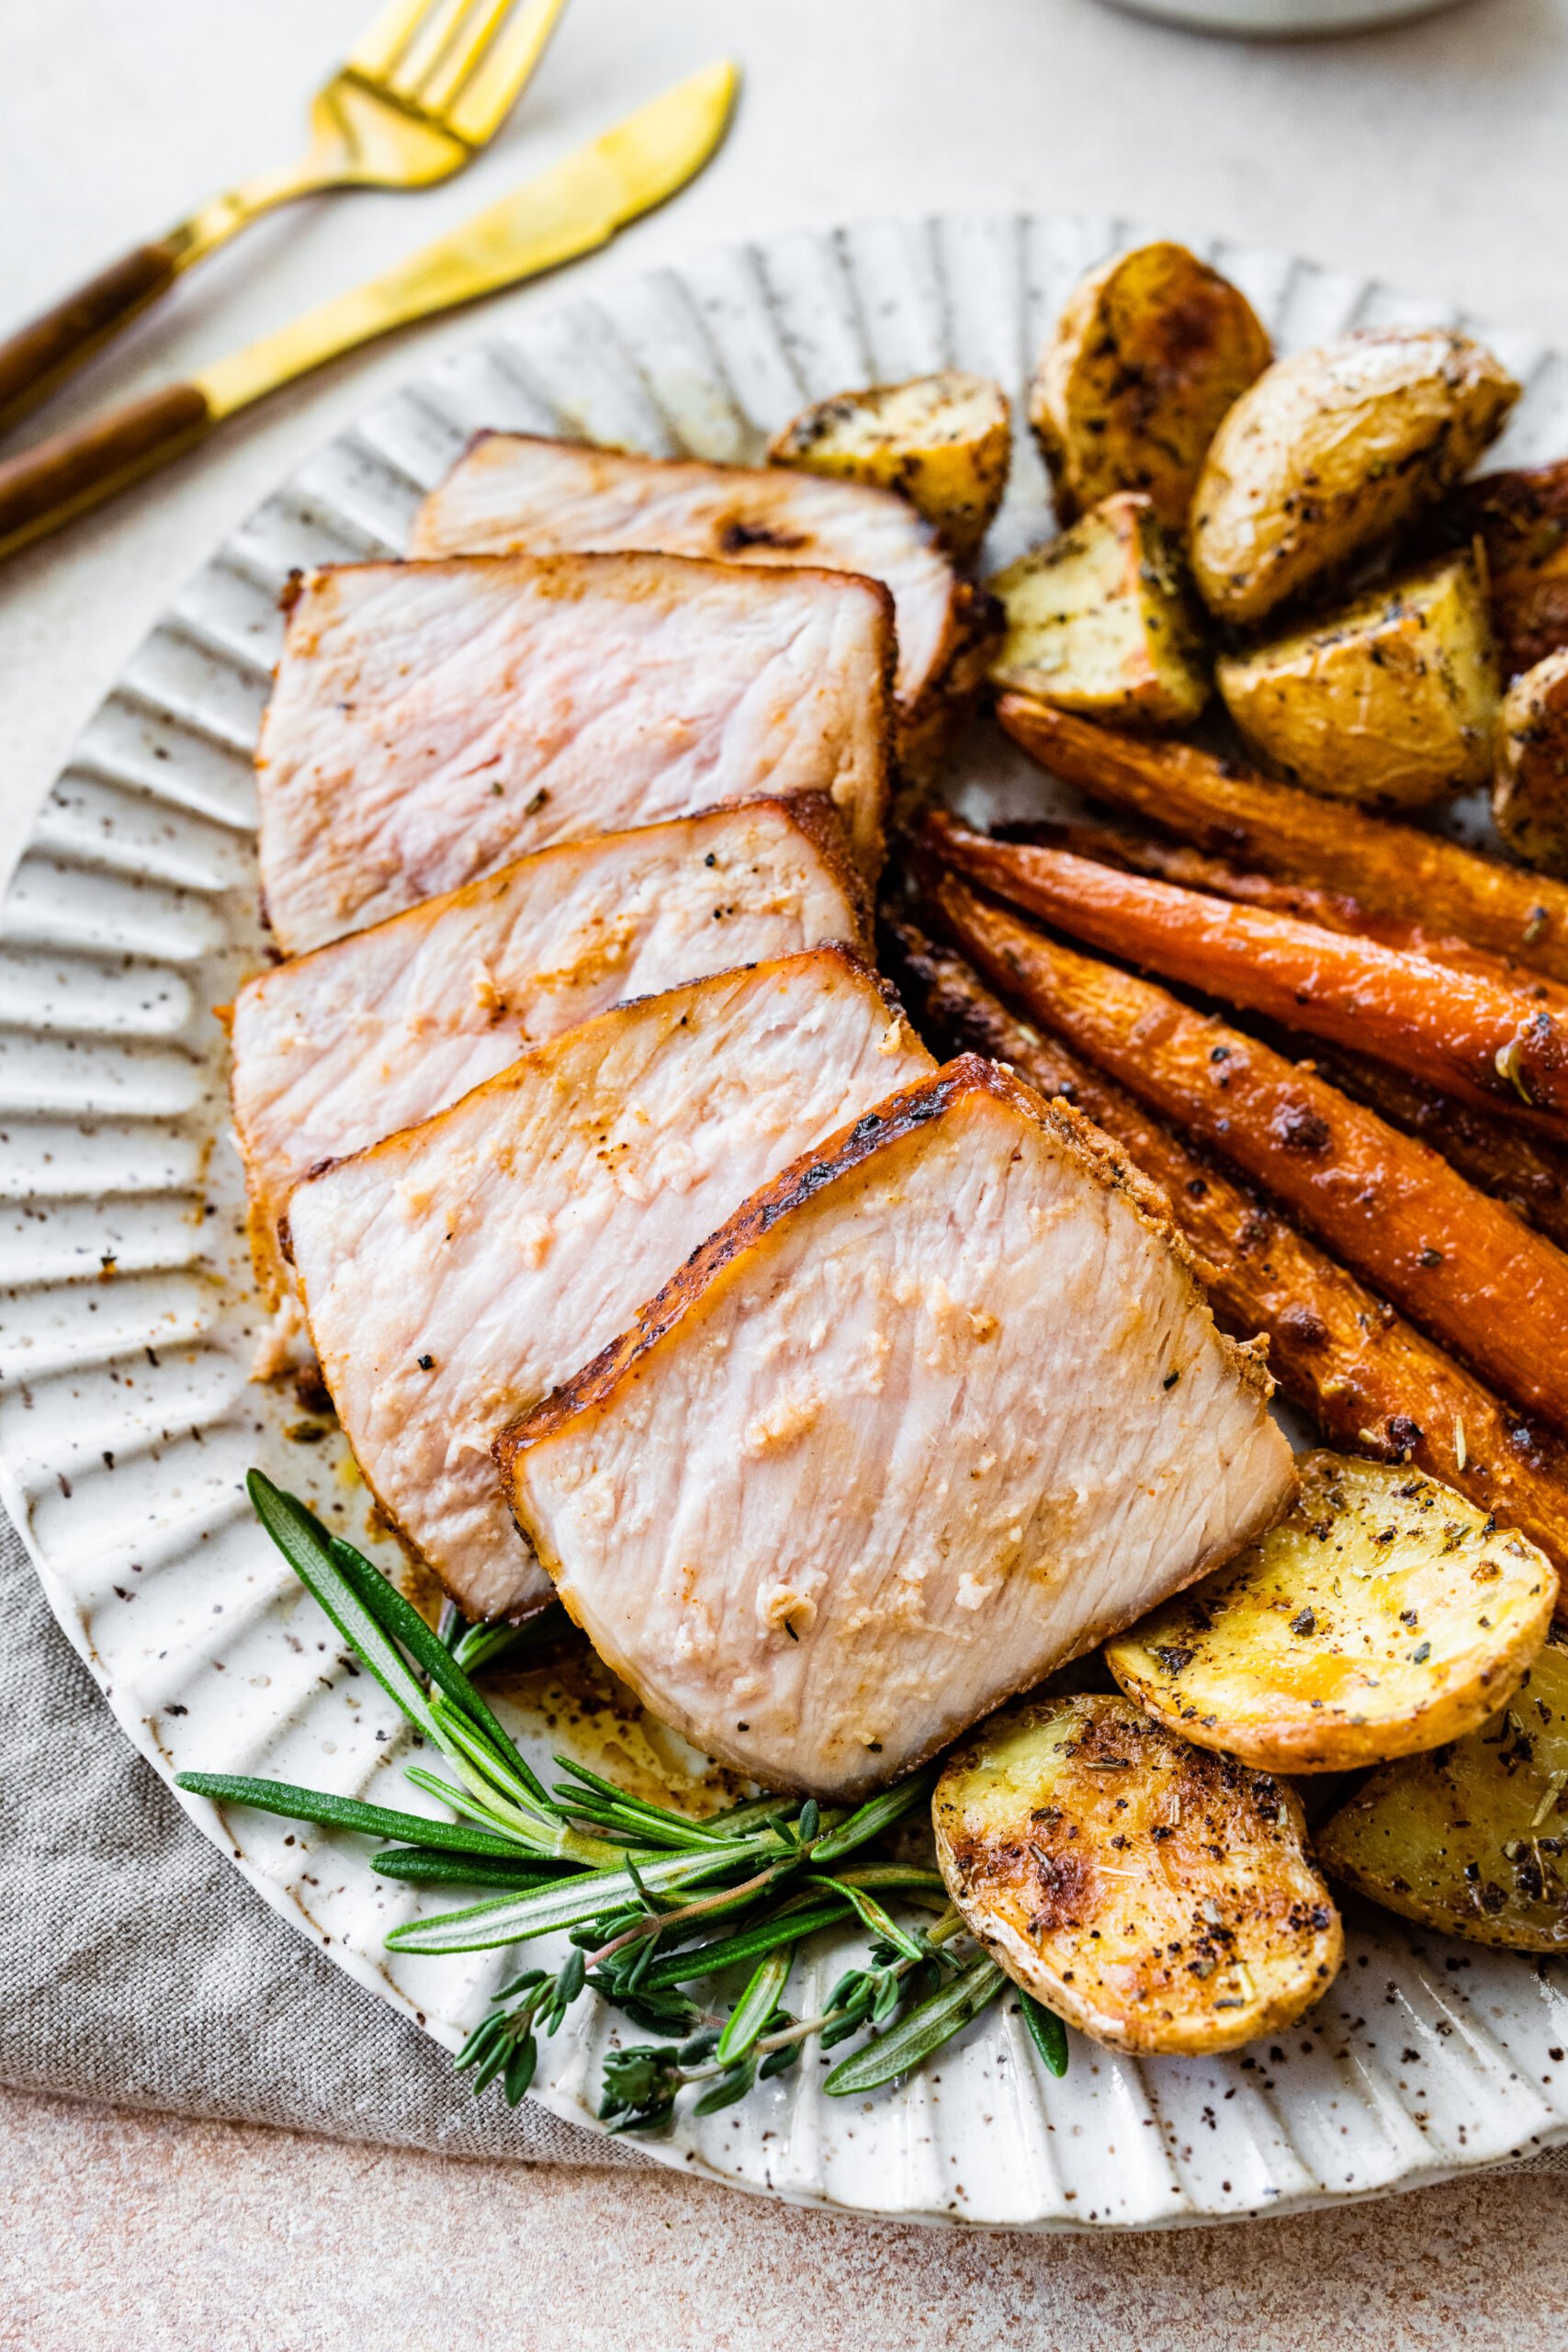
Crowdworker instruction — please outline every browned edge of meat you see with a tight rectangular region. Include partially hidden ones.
[897,578,1004,786]
[496,1051,1273,1496]
[277,938,908,1272]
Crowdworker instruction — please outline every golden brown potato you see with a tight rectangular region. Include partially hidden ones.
[1215,552,1500,808]
[1493,648,1568,876]
[1317,1641,1568,1950]
[1190,329,1519,627]
[987,492,1210,728]
[1029,243,1271,534]
[932,1693,1342,2056]
[768,372,1010,565]
[1106,1453,1557,1774]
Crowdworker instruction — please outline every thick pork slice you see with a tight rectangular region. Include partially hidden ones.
[255,549,893,953]
[232,797,867,1318]
[498,1057,1294,1797]
[410,435,996,780]
[285,951,934,1621]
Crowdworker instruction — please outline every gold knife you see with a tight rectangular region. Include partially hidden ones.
[0,60,738,566]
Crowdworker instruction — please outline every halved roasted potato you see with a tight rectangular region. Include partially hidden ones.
[987,492,1210,728]
[1214,552,1500,809]
[767,372,1010,564]
[1317,1640,1568,1951]
[1107,1453,1557,1774]
[932,1694,1342,2056]
[1493,647,1568,876]
[1029,242,1271,534]
[1190,328,1519,627]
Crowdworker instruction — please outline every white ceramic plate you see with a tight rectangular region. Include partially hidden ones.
[5,213,1567,2232]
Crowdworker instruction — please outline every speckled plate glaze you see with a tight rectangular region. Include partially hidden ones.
[5,214,1567,2230]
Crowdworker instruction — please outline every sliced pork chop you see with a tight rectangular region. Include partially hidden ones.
[498,1057,1294,1797]
[255,549,893,954]
[286,950,934,1621]
[231,796,867,1324]
[410,435,997,781]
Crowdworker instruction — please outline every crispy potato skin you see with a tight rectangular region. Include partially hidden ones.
[1317,1642,1568,1950]
[1190,330,1518,627]
[933,1695,1342,2056]
[1107,1452,1557,1773]
[987,492,1209,727]
[1494,649,1568,876]
[1445,460,1568,678]
[768,372,1011,566]
[1030,243,1271,535]
[1217,555,1500,810]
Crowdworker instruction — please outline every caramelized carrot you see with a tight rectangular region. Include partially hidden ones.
[997,697,1568,985]
[916,865,1568,1434]
[888,913,1568,1589]
[925,812,1568,1129]
[1017,820,1568,1018]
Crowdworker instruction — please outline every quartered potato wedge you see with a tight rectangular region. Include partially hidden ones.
[1494,647,1568,876]
[933,1694,1342,2056]
[988,492,1210,728]
[767,371,1011,564]
[1318,1641,1568,1951]
[1028,242,1271,534]
[1215,553,1500,810]
[1107,1453,1557,1774]
[1190,328,1518,627]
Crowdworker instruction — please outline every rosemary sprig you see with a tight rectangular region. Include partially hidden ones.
[176,1476,1070,2134]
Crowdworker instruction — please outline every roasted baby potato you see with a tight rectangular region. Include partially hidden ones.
[1493,648,1568,875]
[932,1694,1342,2056]
[1317,1640,1568,1951]
[1190,329,1519,627]
[1215,552,1500,808]
[987,492,1210,727]
[1444,459,1568,678]
[768,372,1010,565]
[1107,1453,1557,1774]
[1029,242,1271,534]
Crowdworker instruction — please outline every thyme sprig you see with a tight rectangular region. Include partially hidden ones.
[176,1474,1069,2129]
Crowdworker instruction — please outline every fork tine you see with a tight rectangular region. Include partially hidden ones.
[441,0,571,145]
[344,0,451,81]
[416,0,517,115]
[379,0,479,98]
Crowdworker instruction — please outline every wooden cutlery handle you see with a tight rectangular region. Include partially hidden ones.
[0,382,213,562]
[0,240,186,434]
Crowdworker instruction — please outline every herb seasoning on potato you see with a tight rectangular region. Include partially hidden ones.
[987,492,1210,727]
[768,371,1011,565]
[1318,1640,1568,1950]
[1029,242,1271,534]
[933,1694,1342,2056]
[1190,328,1518,627]
[1494,647,1568,876]
[1107,1453,1558,1774]
[1215,553,1500,809]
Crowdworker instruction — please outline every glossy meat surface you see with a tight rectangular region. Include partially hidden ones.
[500,1057,1294,1795]
[255,549,893,952]
[286,951,933,1619]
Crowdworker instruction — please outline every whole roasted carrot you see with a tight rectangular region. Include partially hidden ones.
[887,912,1568,1589]
[997,696,1568,985]
[916,865,1568,1434]
[925,812,1568,1129]
[1020,820,1568,1017]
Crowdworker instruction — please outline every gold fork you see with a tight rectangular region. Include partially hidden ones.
[0,0,571,435]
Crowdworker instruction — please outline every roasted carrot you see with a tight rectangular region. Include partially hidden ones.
[997,697,1568,986]
[1305,1044,1568,1256]
[916,865,1568,1435]
[887,912,1568,1589]
[1012,820,1568,1019]
[925,812,1568,1130]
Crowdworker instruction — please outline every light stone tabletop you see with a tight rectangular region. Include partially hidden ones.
[4,1,1568,2342]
